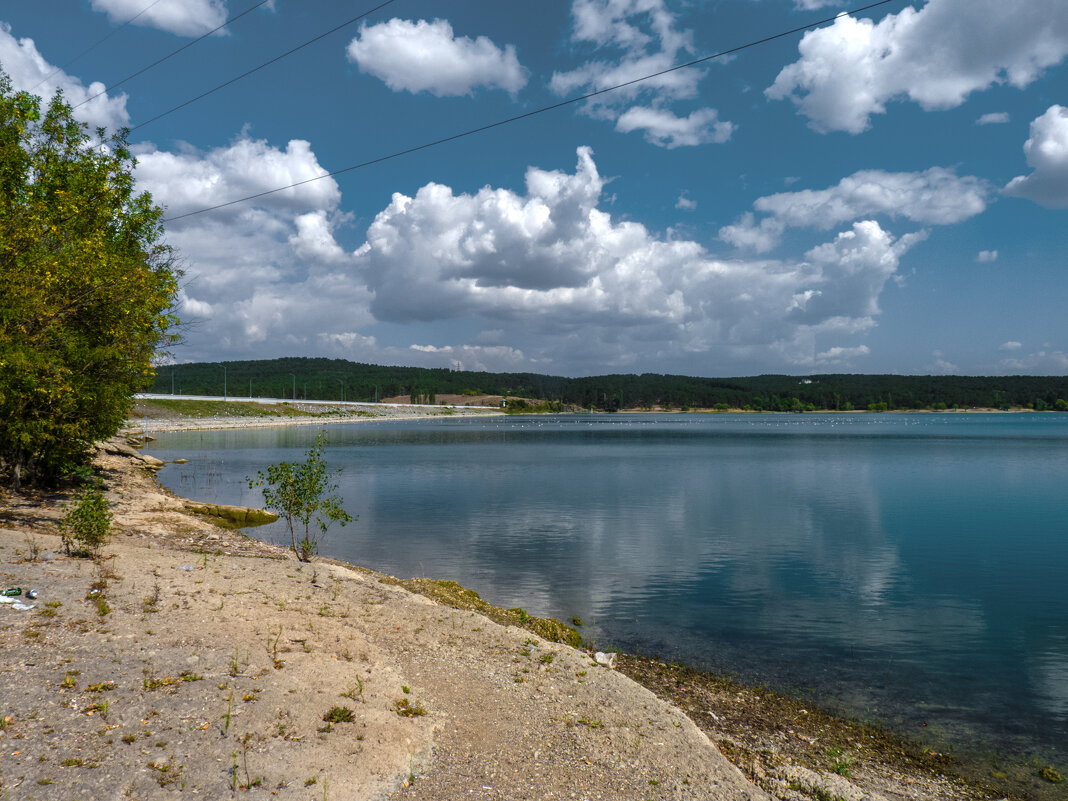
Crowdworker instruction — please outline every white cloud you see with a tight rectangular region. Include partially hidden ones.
[675,194,697,210]
[767,0,1068,133]
[996,349,1068,374]
[816,345,871,364]
[550,0,732,149]
[999,341,1022,351]
[976,250,998,263]
[928,352,959,374]
[133,136,374,360]
[719,213,785,254]
[721,168,989,252]
[346,18,527,97]
[615,106,734,148]
[0,23,129,131]
[977,112,1010,126]
[141,140,922,373]
[1004,105,1068,208]
[134,136,340,221]
[90,0,229,38]
[352,147,920,372]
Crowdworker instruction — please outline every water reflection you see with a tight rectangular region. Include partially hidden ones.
[149,413,1068,760]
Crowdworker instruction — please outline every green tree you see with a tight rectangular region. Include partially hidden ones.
[248,432,354,562]
[0,71,179,488]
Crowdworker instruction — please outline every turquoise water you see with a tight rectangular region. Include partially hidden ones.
[149,413,1068,763]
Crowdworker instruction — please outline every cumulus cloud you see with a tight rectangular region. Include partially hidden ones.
[721,168,989,252]
[134,136,340,221]
[767,0,1068,133]
[550,0,732,149]
[675,193,697,210]
[351,147,920,372]
[137,139,922,373]
[0,23,129,130]
[999,340,1022,351]
[90,0,229,37]
[976,250,998,263]
[977,112,1010,125]
[615,106,734,148]
[1004,105,1068,208]
[346,18,527,97]
[133,136,374,359]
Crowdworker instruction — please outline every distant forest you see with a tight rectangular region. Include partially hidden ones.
[149,357,1068,412]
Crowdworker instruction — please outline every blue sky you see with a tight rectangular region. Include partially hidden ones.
[3,0,1067,376]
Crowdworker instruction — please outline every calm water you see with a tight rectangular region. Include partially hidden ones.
[148,413,1068,763]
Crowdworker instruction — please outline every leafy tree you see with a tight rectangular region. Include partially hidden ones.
[248,432,354,562]
[0,70,179,488]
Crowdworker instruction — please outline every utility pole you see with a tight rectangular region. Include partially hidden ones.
[223,365,227,400]
[289,373,296,400]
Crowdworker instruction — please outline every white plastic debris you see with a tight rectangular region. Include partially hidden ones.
[594,651,617,669]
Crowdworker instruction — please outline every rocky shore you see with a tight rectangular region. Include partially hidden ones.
[0,411,1021,800]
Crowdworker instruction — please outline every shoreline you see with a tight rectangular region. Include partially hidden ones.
[1,418,1052,799]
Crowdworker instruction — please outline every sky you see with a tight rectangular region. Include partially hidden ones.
[2,0,1067,377]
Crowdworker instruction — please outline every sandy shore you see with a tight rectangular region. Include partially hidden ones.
[0,412,1014,800]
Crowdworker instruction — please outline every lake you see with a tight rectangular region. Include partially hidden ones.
[148,412,1068,766]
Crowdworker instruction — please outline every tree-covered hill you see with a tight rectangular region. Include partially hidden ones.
[149,358,1068,412]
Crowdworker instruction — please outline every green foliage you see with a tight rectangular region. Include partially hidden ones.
[248,432,353,561]
[0,69,179,488]
[150,357,1068,413]
[58,482,112,556]
[321,706,354,723]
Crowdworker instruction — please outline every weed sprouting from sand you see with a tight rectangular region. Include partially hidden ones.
[266,624,285,669]
[143,580,161,613]
[394,698,427,718]
[236,732,263,789]
[322,706,354,724]
[228,647,243,676]
[827,746,855,777]
[340,678,363,701]
[222,691,234,734]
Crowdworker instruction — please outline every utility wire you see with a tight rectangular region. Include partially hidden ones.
[29,0,167,92]
[73,0,271,111]
[126,0,400,136]
[163,0,903,223]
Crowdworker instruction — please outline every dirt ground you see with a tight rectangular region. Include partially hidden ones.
[0,425,1030,801]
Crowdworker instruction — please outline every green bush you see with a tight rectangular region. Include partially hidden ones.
[59,483,112,556]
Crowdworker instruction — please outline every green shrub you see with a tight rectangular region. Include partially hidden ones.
[59,483,112,556]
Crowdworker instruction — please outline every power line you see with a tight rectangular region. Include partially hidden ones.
[163,0,903,224]
[126,0,400,136]
[73,0,271,111]
[29,0,168,92]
